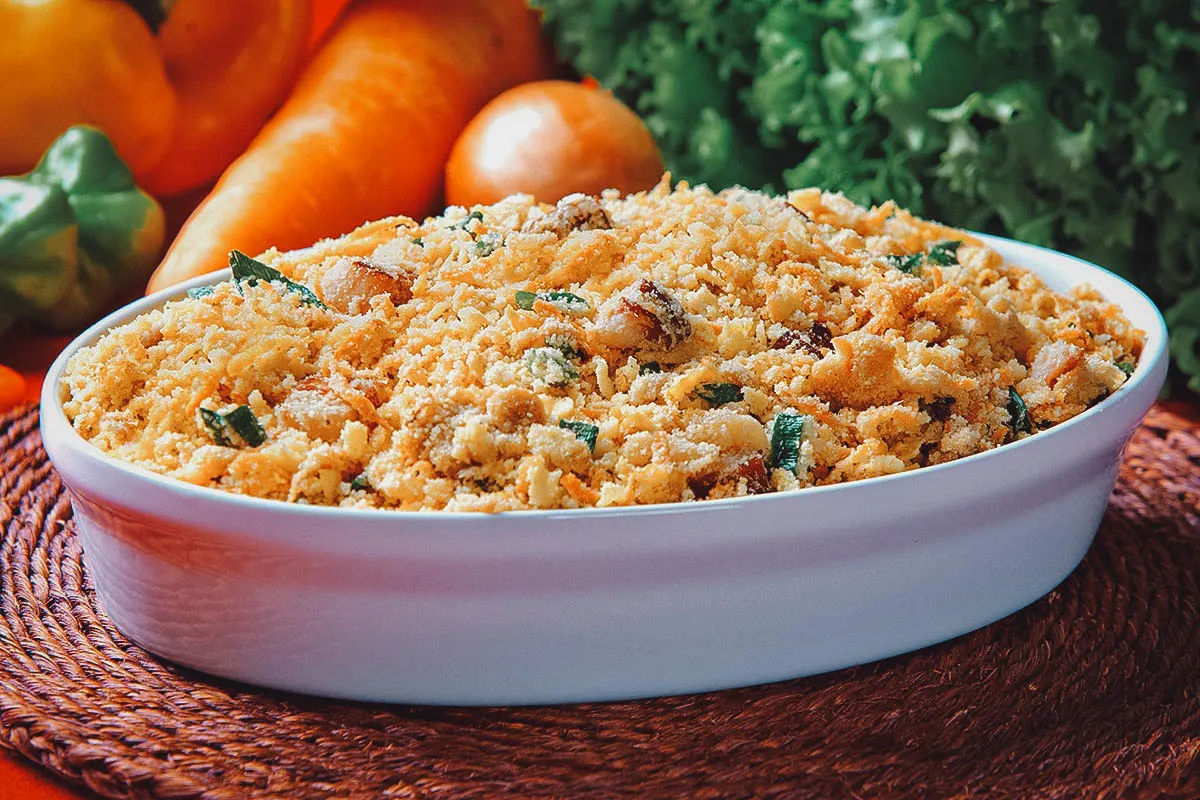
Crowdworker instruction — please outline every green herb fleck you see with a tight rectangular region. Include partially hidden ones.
[350,474,372,491]
[693,382,744,407]
[1116,361,1135,377]
[229,250,327,309]
[474,232,503,256]
[639,361,661,375]
[769,411,806,474]
[540,291,590,313]
[546,333,585,360]
[199,405,266,447]
[187,286,215,299]
[224,405,267,447]
[513,290,590,314]
[453,210,484,231]
[885,253,923,275]
[1006,387,1031,435]
[199,407,232,446]
[411,237,424,247]
[559,419,600,453]
[525,347,579,386]
[927,240,963,266]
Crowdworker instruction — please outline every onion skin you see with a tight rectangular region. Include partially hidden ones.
[446,80,664,207]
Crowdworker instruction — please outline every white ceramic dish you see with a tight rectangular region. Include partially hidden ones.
[40,235,1168,705]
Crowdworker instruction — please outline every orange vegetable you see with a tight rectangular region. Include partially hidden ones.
[0,365,26,413]
[0,0,176,180]
[445,80,664,207]
[147,0,551,295]
[140,1,312,197]
[311,0,353,45]
[0,0,310,196]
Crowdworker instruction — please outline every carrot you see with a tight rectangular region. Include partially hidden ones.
[147,0,551,295]
[0,365,26,413]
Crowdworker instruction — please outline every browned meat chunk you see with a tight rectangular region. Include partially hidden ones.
[688,455,772,499]
[521,193,611,236]
[772,322,833,356]
[319,257,412,315]
[276,378,358,443]
[594,279,692,351]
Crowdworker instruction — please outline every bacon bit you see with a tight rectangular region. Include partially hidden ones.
[318,257,412,314]
[923,396,956,422]
[560,472,600,505]
[277,377,358,442]
[689,455,772,499]
[595,278,692,352]
[773,322,833,356]
[521,193,611,236]
[687,472,718,499]
[731,455,772,495]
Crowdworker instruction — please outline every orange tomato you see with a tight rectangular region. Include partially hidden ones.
[445,80,664,207]
[0,365,26,413]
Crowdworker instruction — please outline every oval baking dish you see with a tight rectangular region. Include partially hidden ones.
[40,234,1168,705]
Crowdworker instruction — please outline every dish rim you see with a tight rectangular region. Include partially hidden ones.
[40,233,1169,524]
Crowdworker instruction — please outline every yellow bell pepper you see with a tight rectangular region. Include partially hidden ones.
[0,0,311,197]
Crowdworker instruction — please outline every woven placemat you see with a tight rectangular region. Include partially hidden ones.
[2,404,1199,800]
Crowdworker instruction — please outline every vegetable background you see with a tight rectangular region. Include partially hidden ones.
[534,0,1200,389]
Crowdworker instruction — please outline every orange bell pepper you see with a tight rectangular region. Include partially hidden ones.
[0,364,25,413]
[311,0,353,45]
[0,0,311,198]
[140,1,312,197]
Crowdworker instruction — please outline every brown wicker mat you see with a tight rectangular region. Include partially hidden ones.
[3,404,1199,800]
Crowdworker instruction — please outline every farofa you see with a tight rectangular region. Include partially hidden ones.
[61,180,1143,511]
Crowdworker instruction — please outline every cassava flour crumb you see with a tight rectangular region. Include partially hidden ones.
[61,180,1143,511]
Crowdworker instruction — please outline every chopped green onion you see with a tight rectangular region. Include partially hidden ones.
[545,333,585,360]
[513,290,590,314]
[559,419,599,453]
[525,347,579,386]
[693,382,744,407]
[1116,361,1135,377]
[199,404,266,447]
[224,405,267,447]
[474,232,502,256]
[349,474,372,491]
[927,240,963,266]
[540,291,590,313]
[453,210,483,231]
[884,253,923,275]
[1006,387,1031,435]
[639,361,662,375]
[769,411,806,474]
[229,250,327,309]
[411,237,424,247]
[199,407,232,446]
[187,285,215,299]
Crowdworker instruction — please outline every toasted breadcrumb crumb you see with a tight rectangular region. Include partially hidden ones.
[62,180,1142,511]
